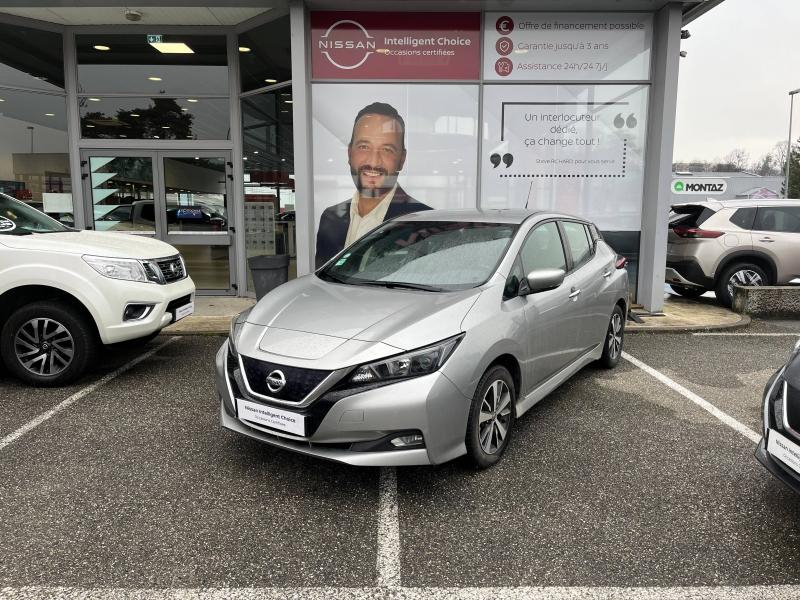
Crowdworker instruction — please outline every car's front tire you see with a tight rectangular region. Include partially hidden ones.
[0,301,97,387]
[598,305,625,369]
[465,365,516,469]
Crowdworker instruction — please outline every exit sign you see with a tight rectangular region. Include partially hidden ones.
[147,34,163,44]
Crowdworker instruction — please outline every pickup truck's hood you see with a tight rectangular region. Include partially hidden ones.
[246,275,482,353]
[0,231,180,259]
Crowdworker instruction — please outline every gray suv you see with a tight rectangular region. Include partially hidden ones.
[217,210,629,468]
[666,199,800,306]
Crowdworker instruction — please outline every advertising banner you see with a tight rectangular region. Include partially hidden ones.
[672,178,727,195]
[484,13,652,81]
[310,12,481,80]
[312,84,479,268]
[481,84,648,232]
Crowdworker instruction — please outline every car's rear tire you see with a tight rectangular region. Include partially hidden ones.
[0,301,96,387]
[715,262,768,307]
[465,365,516,469]
[598,305,625,369]
[670,285,705,299]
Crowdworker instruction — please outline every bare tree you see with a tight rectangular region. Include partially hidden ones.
[773,140,789,175]
[722,148,750,172]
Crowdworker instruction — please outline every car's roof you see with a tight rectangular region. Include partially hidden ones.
[394,208,587,225]
[672,198,800,210]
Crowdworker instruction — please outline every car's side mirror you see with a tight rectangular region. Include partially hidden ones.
[520,268,566,295]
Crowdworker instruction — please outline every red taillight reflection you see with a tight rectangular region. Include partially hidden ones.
[615,256,628,269]
[672,226,724,239]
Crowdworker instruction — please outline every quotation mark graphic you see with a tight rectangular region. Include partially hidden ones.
[490,153,514,168]
[614,113,638,129]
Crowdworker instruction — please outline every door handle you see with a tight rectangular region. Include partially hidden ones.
[602,269,612,278]
[758,237,775,243]
[569,288,581,300]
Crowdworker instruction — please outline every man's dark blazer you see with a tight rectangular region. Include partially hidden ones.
[315,185,431,268]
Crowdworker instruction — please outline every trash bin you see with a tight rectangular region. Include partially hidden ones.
[248,254,289,300]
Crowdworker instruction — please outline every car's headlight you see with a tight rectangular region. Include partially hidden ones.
[83,255,152,283]
[229,307,253,354]
[348,334,463,386]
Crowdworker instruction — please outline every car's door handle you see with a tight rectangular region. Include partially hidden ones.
[758,237,775,243]
[602,269,612,278]
[569,288,581,300]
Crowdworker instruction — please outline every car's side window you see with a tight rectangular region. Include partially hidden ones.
[503,256,524,300]
[520,221,567,274]
[561,221,593,268]
[754,207,800,233]
[729,207,756,230]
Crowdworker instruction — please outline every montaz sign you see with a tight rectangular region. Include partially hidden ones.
[672,178,727,195]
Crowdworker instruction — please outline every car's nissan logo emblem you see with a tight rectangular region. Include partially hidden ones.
[169,263,178,274]
[266,370,286,393]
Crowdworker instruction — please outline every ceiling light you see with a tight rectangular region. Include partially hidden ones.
[284,100,293,104]
[186,98,198,103]
[89,97,101,102]
[94,45,110,51]
[194,156,199,160]
[86,124,95,128]
[148,76,162,81]
[264,78,277,84]
[253,151,259,154]
[239,46,251,53]
[153,135,160,139]
[243,157,248,161]
[130,113,140,117]
[0,98,5,102]
[181,108,189,112]
[44,113,54,116]
[161,125,170,129]
[150,42,194,54]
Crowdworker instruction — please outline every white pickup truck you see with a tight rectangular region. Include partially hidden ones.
[0,192,195,386]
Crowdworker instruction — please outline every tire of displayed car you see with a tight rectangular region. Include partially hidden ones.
[465,365,516,469]
[0,301,97,387]
[714,262,768,308]
[670,285,705,299]
[598,305,625,369]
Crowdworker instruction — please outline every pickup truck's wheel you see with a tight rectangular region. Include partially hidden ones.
[1,302,96,387]
[465,365,516,469]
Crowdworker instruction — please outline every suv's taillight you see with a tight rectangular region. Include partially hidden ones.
[672,226,724,239]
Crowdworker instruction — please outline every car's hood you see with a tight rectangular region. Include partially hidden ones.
[0,231,180,259]
[243,275,483,364]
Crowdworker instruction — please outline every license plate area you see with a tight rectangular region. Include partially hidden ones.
[173,302,194,322]
[768,429,800,473]
[237,398,306,437]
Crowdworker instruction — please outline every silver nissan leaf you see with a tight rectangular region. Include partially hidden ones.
[217,210,629,468]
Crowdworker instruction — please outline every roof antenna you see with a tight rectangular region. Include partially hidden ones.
[524,180,533,209]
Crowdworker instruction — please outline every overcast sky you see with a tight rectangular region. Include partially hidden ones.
[673,0,800,164]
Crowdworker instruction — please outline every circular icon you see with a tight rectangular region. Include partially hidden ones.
[496,16,514,35]
[674,181,685,192]
[266,369,287,393]
[495,37,513,56]
[495,57,513,77]
[0,216,15,232]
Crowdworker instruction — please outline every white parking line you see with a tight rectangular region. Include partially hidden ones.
[692,333,800,337]
[0,337,178,452]
[622,351,761,444]
[377,466,401,588]
[3,585,800,599]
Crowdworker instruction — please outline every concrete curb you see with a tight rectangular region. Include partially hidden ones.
[626,313,751,334]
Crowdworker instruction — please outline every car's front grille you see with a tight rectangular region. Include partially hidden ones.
[156,255,186,283]
[240,356,331,403]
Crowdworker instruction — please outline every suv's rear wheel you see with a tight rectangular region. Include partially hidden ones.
[0,302,96,387]
[465,365,516,469]
[715,262,768,307]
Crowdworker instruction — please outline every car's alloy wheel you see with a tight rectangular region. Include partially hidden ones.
[726,269,764,299]
[478,379,513,455]
[13,318,75,377]
[607,312,623,361]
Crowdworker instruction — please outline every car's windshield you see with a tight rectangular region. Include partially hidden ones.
[319,220,518,292]
[0,193,70,235]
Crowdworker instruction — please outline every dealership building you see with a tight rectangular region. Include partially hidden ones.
[0,0,724,311]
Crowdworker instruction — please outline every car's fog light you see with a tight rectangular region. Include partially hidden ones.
[123,303,154,321]
[390,434,424,448]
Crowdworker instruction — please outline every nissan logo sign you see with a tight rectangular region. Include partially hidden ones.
[266,370,287,393]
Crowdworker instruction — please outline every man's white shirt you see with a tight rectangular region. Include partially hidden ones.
[345,184,397,246]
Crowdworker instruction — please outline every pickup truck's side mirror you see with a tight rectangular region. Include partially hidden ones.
[519,268,566,296]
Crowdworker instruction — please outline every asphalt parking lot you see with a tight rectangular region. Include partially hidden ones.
[1,323,800,599]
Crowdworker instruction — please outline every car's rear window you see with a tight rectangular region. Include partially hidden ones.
[669,205,716,229]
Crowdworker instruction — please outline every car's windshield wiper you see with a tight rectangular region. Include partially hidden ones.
[357,280,443,292]
[317,270,349,285]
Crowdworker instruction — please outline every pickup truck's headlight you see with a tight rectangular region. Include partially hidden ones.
[83,255,151,283]
[348,334,463,386]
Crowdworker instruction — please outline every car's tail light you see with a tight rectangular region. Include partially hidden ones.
[672,226,724,239]
[615,256,628,269]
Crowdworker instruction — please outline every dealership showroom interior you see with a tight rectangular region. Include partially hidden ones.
[2,1,800,599]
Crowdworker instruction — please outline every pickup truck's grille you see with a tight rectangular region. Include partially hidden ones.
[156,256,186,283]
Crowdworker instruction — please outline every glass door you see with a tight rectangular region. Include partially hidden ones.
[81,150,235,294]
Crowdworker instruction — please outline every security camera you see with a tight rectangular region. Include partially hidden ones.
[124,9,143,22]
[680,50,688,58]
[681,29,691,39]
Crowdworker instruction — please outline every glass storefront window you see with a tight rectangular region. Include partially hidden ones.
[76,34,228,95]
[163,157,228,233]
[241,87,295,288]
[0,23,64,91]
[79,96,230,140]
[0,89,71,221]
[238,17,292,92]
[88,156,155,232]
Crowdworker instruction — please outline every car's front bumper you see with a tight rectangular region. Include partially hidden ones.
[755,436,800,495]
[215,341,472,466]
